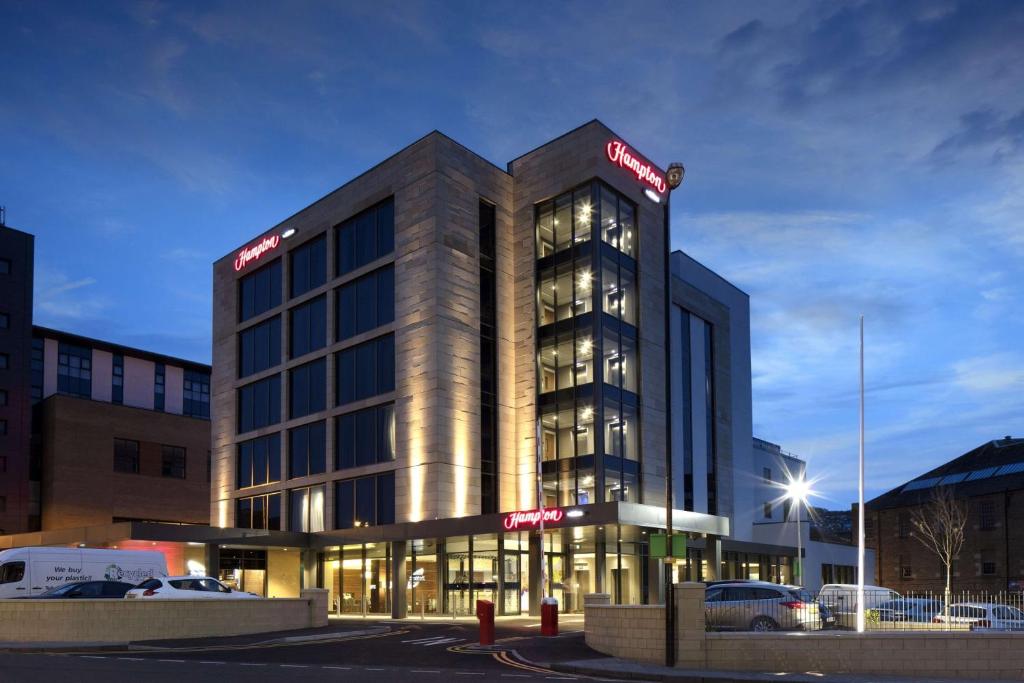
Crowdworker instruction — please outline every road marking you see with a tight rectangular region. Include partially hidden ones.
[500,676,532,678]
[403,636,446,643]
[240,663,267,666]
[411,670,442,674]
[366,667,385,671]
[323,666,351,670]
[198,661,225,665]
[454,673,485,677]
[81,656,107,659]
[158,659,185,663]
[280,664,309,668]
[423,637,465,647]
[545,678,577,680]
[118,658,144,661]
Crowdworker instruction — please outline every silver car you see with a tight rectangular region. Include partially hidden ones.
[705,581,831,631]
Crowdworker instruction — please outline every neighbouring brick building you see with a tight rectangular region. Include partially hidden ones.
[864,436,1024,594]
[0,222,212,534]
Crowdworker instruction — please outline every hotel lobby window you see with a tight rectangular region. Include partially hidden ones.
[538,334,593,394]
[239,258,282,322]
[290,234,327,298]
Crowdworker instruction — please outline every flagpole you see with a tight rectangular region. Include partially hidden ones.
[857,316,865,633]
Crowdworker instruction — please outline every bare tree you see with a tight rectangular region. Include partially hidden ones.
[910,486,967,616]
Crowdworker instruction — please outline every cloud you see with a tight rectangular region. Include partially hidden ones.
[34,266,108,322]
[953,353,1024,394]
[931,107,1024,164]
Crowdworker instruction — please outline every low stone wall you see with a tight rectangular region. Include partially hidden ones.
[0,588,328,643]
[584,584,1024,680]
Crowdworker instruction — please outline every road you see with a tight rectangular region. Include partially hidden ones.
[0,616,617,682]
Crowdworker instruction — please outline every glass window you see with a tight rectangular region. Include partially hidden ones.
[237,432,281,488]
[161,445,186,479]
[113,438,140,474]
[0,258,9,275]
[336,480,354,529]
[57,343,92,398]
[290,295,326,359]
[289,357,326,419]
[538,334,594,394]
[183,370,211,418]
[536,263,593,327]
[335,473,394,529]
[604,401,639,461]
[239,316,281,378]
[237,493,281,530]
[602,257,637,326]
[289,235,327,298]
[154,363,165,411]
[335,402,395,470]
[336,197,395,276]
[289,420,326,478]
[377,471,396,525]
[237,374,281,433]
[289,484,325,532]
[602,328,638,394]
[0,561,25,584]
[600,184,636,258]
[239,259,283,322]
[336,334,394,405]
[0,353,7,370]
[540,404,594,461]
[111,354,123,405]
[336,265,395,341]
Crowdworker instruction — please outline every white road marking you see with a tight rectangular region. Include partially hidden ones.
[240,663,268,666]
[81,656,107,660]
[411,670,442,674]
[280,664,309,668]
[118,658,144,661]
[402,636,446,643]
[500,676,532,678]
[422,637,465,646]
[198,661,225,665]
[158,659,185,663]
[366,667,385,671]
[323,666,351,670]
[454,673,485,677]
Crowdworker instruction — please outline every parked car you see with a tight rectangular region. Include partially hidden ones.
[705,581,833,631]
[0,547,167,598]
[36,580,136,599]
[125,576,260,600]
[818,584,900,614]
[874,598,943,622]
[933,603,1024,631]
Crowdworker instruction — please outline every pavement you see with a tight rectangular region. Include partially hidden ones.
[0,615,1009,682]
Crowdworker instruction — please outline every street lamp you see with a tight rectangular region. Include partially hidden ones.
[785,476,810,586]
[662,160,685,667]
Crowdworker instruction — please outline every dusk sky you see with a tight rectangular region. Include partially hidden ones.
[2,1,1022,508]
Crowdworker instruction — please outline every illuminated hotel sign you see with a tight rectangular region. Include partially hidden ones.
[606,140,667,194]
[234,234,281,272]
[502,508,565,531]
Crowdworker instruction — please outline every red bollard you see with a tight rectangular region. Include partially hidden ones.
[476,599,495,645]
[540,597,559,636]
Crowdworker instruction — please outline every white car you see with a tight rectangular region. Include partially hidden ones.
[933,603,1024,631]
[124,576,260,600]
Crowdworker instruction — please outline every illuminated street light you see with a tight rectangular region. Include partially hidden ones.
[785,476,810,586]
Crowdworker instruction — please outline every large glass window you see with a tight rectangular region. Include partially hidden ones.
[239,259,282,322]
[290,295,326,359]
[290,234,327,298]
[289,420,326,478]
[538,334,594,394]
[602,257,638,326]
[57,343,92,398]
[335,471,395,529]
[336,197,395,276]
[336,403,395,469]
[336,334,394,405]
[535,187,593,257]
[113,438,139,474]
[540,404,594,461]
[602,327,638,394]
[237,433,281,488]
[237,374,281,433]
[236,493,281,530]
[239,316,281,378]
[183,370,211,418]
[336,265,395,341]
[604,400,639,462]
[600,184,636,258]
[536,263,594,326]
[289,357,326,419]
[289,484,325,532]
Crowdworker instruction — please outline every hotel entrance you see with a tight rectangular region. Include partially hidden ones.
[325,543,391,615]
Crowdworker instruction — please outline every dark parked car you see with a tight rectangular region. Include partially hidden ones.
[36,581,135,599]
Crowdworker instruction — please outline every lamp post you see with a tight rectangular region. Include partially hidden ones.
[785,476,810,586]
[662,161,685,667]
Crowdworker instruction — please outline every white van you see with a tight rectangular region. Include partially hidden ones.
[0,547,168,598]
[818,583,901,613]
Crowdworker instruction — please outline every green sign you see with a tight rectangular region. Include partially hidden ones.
[650,534,686,559]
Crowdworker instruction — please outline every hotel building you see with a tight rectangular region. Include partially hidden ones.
[210,120,848,616]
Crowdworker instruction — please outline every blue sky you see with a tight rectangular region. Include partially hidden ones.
[2,1,1022,507]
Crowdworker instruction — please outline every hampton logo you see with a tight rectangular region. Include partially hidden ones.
[233,234,281,272]
[606,140,667,194]
[502,508,565,531]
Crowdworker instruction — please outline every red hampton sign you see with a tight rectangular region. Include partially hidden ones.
[234,235,281,272]
[502,508,565,531]
[606,140,667,194]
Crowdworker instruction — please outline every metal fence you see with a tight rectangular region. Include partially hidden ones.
[704,586,1024,632]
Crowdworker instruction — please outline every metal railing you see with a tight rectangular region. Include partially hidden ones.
[705,588,1024,633]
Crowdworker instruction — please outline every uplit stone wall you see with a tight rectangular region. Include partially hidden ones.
[0,588,327,643]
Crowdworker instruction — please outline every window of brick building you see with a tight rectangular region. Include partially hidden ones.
[161,445,186,479]
[980,501,996,531]
[113,438,140,474]
[982,557,997,575]
[898,511,910,538]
